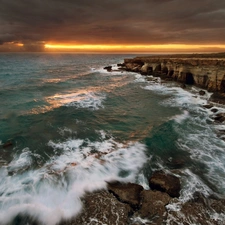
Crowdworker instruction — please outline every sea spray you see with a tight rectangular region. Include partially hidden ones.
[0,132,147,224]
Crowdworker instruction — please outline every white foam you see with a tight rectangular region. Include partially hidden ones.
[95,64,126,76]
[180,169,212,202]
[143,83,210,109]
[172,110,190,123]
[0,133,147,224]
[133,74,146,83]
[7,148,33,173]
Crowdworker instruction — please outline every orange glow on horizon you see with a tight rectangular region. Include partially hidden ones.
[44,43,225,52]
[16,43,24,47]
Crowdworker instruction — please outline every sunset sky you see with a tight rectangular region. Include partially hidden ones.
[1,0,225,53]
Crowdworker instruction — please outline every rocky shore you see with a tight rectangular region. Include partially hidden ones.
[61,171,225,225]
[105,52,225,104]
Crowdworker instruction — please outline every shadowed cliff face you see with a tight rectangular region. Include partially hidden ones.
[123,53,225,92]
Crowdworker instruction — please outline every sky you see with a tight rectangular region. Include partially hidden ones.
[1,0,225,52]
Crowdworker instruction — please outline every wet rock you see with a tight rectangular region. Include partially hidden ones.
[202,104,213,109]
[138,190,171,224]
[107,181,143,209]
[167,193,225,225]
[210,92,225,104]
[180,83,186,89]
[149,171,181,198]
[211,108,219,113]
[3,140,13,148]
[103,66,112,72]
[214,113,225,122]
[146,76,160,83]
[117,63,125,67]
[140,71,148,76]
[64,191,132,225]
[166,158,186,169]
[199,90,206,95]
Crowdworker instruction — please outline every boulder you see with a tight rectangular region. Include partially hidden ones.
[3,140,13,148]
[138,190,171,224]
[199,90,206,95]
[103,66,112,72]
[202,104,213,109]
[107,181,143,209]
[149,171,181,198]
[117,63,125,67]
[214,113,225,123]
[64,191,132,225]
[211,108,218,113]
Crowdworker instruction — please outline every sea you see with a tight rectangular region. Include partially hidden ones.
[0,53,225,225]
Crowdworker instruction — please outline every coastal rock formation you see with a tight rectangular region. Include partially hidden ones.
[167,193,225,225]
[107,181,144,209]
[123,53,225,92]
[149,171,181,198]
[65,191,132,225]
[44,170,225,225]
[138,190,171,224]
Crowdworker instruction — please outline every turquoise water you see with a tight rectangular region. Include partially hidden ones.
[0,53,225,224]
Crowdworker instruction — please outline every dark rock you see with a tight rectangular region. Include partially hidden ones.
[211,108,218,113]
[103,66,112,72]
[214,113,225,122]
[117,63,125,67]
[164,77,174,81]
[149,171,181,198]
[138,190,171,224]
[181,83,186,89]
[166,158,186,169]
[118,67,127,71]
[140,71,148,76]
[10,214,39,225]
[64,191,132,225]
[3,140,13,148]
[107,181,143,209]
[202,104,213,109]
[154,64,161,72]
[210,92,225,104]
[199,90,206,95]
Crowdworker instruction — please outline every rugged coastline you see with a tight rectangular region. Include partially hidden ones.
[62,171,225,225]
[64,53,225,225]
[115,52,225,104]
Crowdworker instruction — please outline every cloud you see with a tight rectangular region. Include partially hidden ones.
[0,0,225,49]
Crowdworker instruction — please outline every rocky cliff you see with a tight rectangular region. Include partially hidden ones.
[123,53,225,92]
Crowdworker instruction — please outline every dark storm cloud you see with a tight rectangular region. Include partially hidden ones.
[0,0,225,46]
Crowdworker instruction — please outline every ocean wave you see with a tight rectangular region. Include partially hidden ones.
[0,132,147,224]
